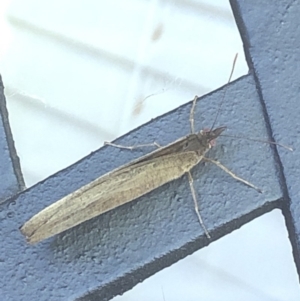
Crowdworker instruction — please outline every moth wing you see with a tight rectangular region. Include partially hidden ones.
[20,151,203,244]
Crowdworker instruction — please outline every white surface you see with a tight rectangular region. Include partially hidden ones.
[0,0,299,300]
[1,0,246,185]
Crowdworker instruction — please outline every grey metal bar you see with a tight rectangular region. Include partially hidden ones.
[0,72,283,300]
[230,0,300,278]
[0,74,24,203]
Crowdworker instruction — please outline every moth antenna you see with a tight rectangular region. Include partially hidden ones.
[210,53,238,131]
[221,134,293,151]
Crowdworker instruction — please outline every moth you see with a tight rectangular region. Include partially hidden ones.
[20,100,263,245]
[20,56,264,244]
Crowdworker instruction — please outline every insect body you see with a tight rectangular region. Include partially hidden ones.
[20,124,225,244]
[20,55,274,243]
[20,55,265,244]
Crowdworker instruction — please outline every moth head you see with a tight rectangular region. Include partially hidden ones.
[199,126,226,148]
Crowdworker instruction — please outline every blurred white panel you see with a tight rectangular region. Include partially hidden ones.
[0,0,246,185]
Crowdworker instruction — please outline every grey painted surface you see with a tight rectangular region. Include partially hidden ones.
[231,0,300,276]
[0,74,283,300]
[0,75,24,203]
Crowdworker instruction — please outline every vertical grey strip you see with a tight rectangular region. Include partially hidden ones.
[230,0,300,275]
[0,74,25,203]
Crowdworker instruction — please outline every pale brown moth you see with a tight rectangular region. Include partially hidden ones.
[20,122,227,244]
[20,56,262,244]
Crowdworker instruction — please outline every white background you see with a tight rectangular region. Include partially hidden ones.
[0,0,299,300]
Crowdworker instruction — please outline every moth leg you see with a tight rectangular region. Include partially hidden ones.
[104,141,161,150]
[203,158,262,193]
[189,95,198,134]
[187,171,211,239]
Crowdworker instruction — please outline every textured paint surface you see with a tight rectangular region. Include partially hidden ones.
[231,0,300,276]
[0,74,283,301]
